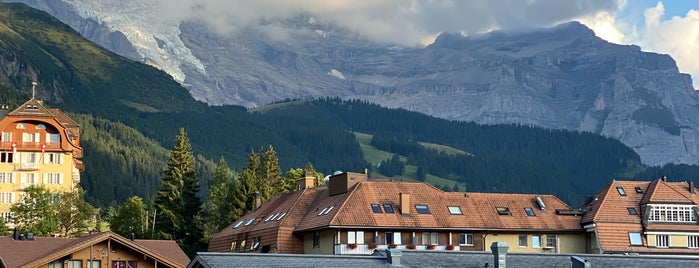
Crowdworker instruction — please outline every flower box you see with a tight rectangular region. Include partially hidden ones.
[406,243,416,249]
[388,243,397,248]
[426,244,436,250]
[446,244,455,250]
[347,243,357,249]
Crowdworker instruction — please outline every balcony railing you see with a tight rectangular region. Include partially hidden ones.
[19,162,39,170]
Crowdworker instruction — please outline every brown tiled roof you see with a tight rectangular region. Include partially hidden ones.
[581,179,699,254]
[50,108,80,128]
[0,231,189,267]
[7,99,55,117]
[287,179,581,232]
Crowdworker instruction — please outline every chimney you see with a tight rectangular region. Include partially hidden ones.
[661,176,667,182]
[400,193,410,216]
[298,172,315,190]
[490,242,508,268]
[386,248,401,265]
[12,228,19,240]
[254,191,262,209]
[690,181,695,194]
[571,256,591,268]
[328,172,367,196]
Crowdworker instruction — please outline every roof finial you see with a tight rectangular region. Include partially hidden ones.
[31,81,37,99]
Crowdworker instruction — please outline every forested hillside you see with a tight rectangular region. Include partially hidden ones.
[1,3,697,208]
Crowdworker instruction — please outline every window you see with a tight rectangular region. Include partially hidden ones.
[524,207,536,216]
[44,173,63,184]
[20,173,38,188]
[635,186,644,193]
[448,206,463,215]
[233,220,244,228]
[371,204,382,213]
[532,235,541,248]
[627,207,638,215]
[656,235,669,248]
[276,212,286,220]
[21,133,40,143]
[629,232,643,246]
[48,261,64,268]
[112,261,137,268]
[265,213,276,221]
[36,124,46,129]
[313,232,320,248]
[0,193,12,203]
[546,235,557,248]
[67,260,82,268]
[0,172,13,183]
[1,212,11,223]
[649,205,696,222]
[48,133,60,143]
[689,235,699,248]
[15,124,26,129]
[87,261,101,268]
[383,204,395,213]
[459,233,474,246]
[348,231,365,244]
[22,152,38,163]
[1,132,11,142]
[386,232,401,245]
[45,153,63,164]
[323,206,334,215]
[496,207,512,216]
[616,186,627,196]
[244,218,255,226]
[422,232,439,245]
[415,204,430,214]
[519,235,527,247]
[0,152,13,163]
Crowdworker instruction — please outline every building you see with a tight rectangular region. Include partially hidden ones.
[209,172,585,255]
[0,97,84,223]
[581,177,699,254]
[0,230,190,268]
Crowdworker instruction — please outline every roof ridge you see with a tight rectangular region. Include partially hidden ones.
[327,181,364,226]
[591,181,616,223]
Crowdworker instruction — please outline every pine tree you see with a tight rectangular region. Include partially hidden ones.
[261,145,282,200]
[204,157,238,240]
[154,128,203,256]
[231,151,260,220]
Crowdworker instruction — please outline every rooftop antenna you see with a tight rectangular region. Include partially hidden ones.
[31,81,37,99]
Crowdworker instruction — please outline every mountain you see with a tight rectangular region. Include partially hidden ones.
[1,2,698,208]
[7,0,699,167]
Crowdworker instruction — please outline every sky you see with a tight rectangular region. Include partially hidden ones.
[148,0,698,88]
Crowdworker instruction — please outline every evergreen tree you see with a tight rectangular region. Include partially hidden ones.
[305,162,325,186]
[231,151,260,220]
[109,196,148,239]
[11,186,58,236]
[154,128,204,256]
[204,157,238,240]
[261,145,282,200]
[55,186,96,237]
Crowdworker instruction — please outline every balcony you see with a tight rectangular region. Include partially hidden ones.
[18,162,39,170]
[334,244,458,255]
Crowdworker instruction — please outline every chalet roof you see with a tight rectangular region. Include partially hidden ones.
[7,98,55,117]
[0,231,189,268]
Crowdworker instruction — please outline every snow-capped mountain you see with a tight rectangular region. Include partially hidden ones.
[6,0,699,167]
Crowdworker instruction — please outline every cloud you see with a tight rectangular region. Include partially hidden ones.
[630,2,699,88]
[144,0,622,46]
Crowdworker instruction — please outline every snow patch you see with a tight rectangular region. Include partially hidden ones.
[328,69,345,80]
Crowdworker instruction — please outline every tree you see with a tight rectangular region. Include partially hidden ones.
[204,157,238,240]
[109,196,148,239]
[283,168,305,192]
[154,128,204,256]
[305,162,325,186]
[55,186,96,237]
[231,151,260,220]
[11,186,58,236]
[260,145,282,200]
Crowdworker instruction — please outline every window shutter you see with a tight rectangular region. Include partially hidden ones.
[57,154,63,164]
[34,133,40,142]
[43,173,48,184]
[44,154,49,164]
[59,174,63,185]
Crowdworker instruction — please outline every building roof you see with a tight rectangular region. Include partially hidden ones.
[188,250,699,268]
[581,178,699,254]
[0,231,190,267]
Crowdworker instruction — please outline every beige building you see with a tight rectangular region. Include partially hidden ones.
[0,98,84,223]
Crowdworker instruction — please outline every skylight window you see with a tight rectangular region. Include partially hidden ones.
[635,187,644,193]
[629,232,643,246]
[617,187,627,196]
[383,204,395,213]
[244,218,255,226]
[524,207,536,216]
[276,212,286,221]
[496,207,512,216]
[233,220,244,229]
[448,206,463,215]
[415,205,430,214]
[627,207,638,215]
[372,204,382,213]
[323,206,334,215]
[265,214,275,222]
[270,212,280,220]
[318,207,328,216]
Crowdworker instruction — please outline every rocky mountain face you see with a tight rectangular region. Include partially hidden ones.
[5,0,699,166]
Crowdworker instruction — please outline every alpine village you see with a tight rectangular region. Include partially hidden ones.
[0,2,699,268]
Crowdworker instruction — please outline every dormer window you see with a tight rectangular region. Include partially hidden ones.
[649,205,696,222]
[616,187,627,196]
[496,207,512,216]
